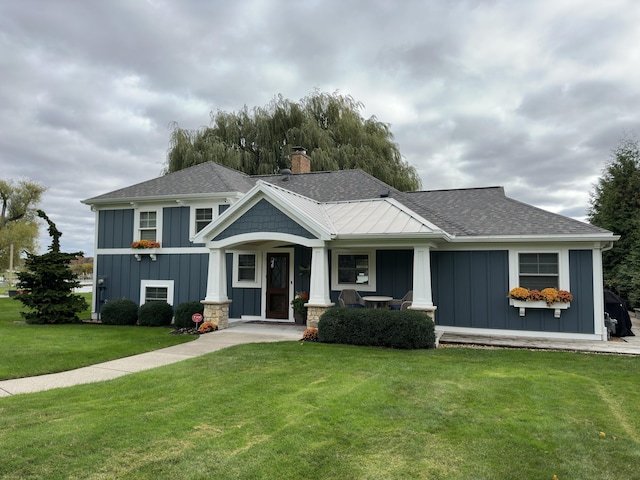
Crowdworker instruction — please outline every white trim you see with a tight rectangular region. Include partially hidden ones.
[210,232,325,249]
[331,249,377,292]
[96,247,210,255]
[435,325,607,342]
[508,248,570,291]
[133,207,163,243]
[231,250,262,289]
[140,279,174,306]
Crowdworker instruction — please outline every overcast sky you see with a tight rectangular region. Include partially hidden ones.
[2,0,639,257]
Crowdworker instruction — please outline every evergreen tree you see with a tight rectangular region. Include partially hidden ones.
[15,210,88,324]
[589,138,640,306]
[165,91,421,191]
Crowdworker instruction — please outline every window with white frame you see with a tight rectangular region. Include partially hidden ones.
[137,210,158,242]
[232,251,262,288]
[140,279,174,305]
[195,207,213,233]
[518,253,559,289]
[509,249,569,292]
[331,250,376,292]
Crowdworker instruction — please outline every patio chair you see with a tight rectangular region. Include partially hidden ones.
[389,290,413,310]
[338,289,365,308]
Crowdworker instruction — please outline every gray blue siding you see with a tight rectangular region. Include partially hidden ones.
[226,253,261,317]
[432,250,595,334]
[98,209,134,248]
[162,206,192,247]
[96,253,208,307]
[214,199,316,241]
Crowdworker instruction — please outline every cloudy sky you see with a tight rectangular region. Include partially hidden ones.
[2,0,639,256]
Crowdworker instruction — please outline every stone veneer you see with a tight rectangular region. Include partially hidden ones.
[305,304,334,328]
[202,300,232,329]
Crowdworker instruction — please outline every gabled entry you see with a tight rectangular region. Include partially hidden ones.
[266,252,289,319]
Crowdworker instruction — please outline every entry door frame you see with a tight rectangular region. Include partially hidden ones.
[262,247,295,321]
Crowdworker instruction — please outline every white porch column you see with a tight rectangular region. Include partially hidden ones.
[411,245,435,309]
[306,245,334,328]
[308,246,332,305]
[592,243,608,341]
[204,247,228,302]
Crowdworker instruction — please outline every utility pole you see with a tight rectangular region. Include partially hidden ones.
[8,242,13,287]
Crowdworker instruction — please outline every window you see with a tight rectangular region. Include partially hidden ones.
[338,254,369,284]
[519,253,559,289]
[232,251,262,288]
[238,254,256,281]
[139,211,157,241]
[140,279,174,306]
[145,286,168,302]
[331,250,376,292]
[195,208,213,233]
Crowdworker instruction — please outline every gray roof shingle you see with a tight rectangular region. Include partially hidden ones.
[84,161,611,237]
[399,187,609,236]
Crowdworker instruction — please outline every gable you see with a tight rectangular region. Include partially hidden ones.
[213,199,317,241]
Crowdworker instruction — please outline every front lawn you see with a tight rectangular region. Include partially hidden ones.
[0,295,195,380]
[0,343,638,479]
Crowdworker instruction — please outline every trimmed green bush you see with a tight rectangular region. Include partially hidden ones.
[317,307,436,349]
[174,301,205,328]
[100,298,139,325]
[138,301,174,327]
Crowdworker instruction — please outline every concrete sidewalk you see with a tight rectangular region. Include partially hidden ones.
[2,318,638,398]
[0,321,306,397]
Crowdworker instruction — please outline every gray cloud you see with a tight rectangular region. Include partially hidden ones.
[1,0,639,255]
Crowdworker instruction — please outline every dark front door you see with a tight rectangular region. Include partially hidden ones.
[266,252,289,319]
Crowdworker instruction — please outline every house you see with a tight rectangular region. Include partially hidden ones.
[83,149,618,341]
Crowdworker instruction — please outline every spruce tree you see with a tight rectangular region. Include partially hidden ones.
[15,210,88,324]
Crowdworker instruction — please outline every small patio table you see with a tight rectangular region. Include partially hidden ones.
[362,295,393,309]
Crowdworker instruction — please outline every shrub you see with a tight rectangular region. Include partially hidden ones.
[317,308,435,349]
[301,327,318,342]
[138,301,174,327]
[174,301,205,328]
[100,298,139,325]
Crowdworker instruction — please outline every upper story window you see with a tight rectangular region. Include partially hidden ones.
[519,253,558,289]
[331,250,376,292]
[138,211,157,241]
[195,208,213,233]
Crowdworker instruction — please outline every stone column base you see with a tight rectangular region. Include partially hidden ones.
[408,305,437,323]
[202,300,232,330]
[305,303,334,328]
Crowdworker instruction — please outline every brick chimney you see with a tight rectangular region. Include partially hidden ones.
[290,146,311,174]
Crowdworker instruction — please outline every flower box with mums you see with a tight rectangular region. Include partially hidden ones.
[131,240,160,261]
[508,287,573,318]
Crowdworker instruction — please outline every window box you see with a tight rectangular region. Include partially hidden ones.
[509,299,570,318]
[132,249,158,261]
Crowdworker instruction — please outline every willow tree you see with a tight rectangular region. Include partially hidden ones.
[165,91,421,191]
[0,179,46,272]
[589,138,640,305]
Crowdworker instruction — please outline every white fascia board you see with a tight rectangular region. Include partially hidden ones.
[193,181,333,244]
[83,192,240,208]
[332,232,450,243]
[447,234,620,243]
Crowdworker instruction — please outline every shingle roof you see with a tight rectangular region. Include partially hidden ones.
[83,162,255,202]
[84,161,612,238]
[399,187,610,237]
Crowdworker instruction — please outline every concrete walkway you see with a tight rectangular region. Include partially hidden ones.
[0,320,306,397]
[1,318,638,397]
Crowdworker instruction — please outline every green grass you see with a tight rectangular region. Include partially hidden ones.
[0,295,195,380]
[0,343,639,479]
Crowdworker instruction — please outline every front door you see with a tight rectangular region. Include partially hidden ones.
[266,252,289,319]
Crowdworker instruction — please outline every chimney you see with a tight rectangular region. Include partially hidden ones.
[290,146,311,174]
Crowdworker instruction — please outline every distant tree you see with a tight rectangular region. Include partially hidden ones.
[589,138,640,306]
[0,179,46,271]
[165,91,421,191]
[15,210,87,324]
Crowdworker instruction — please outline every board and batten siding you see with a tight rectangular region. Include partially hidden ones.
[431,250,595,334]
[225,253,261,318]
[162,206,192,248]
[98,209,134,249]
[97,253,208,306]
